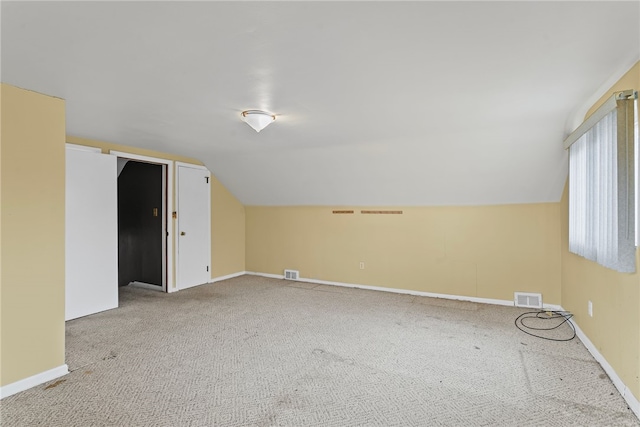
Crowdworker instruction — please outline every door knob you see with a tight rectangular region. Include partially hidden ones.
[180,231,186,236]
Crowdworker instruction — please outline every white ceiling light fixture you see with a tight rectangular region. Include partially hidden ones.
[241,110,276,133]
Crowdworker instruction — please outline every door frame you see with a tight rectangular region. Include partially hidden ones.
[110,150,174,293]
[175,161,211,291]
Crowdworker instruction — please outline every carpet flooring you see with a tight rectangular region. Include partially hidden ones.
[1,275,638,426]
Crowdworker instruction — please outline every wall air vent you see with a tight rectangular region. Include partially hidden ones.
[284,269,299,281]
[514,292,543,309]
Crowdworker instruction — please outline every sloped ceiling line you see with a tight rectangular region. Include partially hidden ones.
[2,1,638,206]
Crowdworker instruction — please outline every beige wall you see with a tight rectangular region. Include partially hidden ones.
[66,136,245,284]
[561,61,640,400]
[1,84,66,386]
[211,178,245,278]
[246,204,561,303]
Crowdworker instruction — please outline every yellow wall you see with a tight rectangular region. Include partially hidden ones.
[66,136,245,285]
[561,61,640,400]
[246,203,561,303]
[211,178,245,278]
[0,84,66,386]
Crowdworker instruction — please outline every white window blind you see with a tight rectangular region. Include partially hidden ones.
[567,91,636,273]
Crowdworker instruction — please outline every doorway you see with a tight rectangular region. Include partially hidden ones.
[118,160,164,289]
[111,150,174,293]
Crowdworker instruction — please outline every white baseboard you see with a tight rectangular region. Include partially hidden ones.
[247,272,563,311]
[569,317,640,419]
[246,271,519,307]
[209,271,247,284]
[248,271,567,311]
[0,364,69,399]
[246,271,284,280]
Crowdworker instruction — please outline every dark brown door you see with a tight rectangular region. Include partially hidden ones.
[118,161,163,287]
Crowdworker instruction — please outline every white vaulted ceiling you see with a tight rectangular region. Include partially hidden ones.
[2,1,639,206]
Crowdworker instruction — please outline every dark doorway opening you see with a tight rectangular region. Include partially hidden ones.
[118,161,164,288]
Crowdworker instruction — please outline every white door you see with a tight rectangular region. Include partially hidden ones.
[65,146,118,320]
[177,163,211,289]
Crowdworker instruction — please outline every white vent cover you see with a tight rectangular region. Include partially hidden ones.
[514,292,542,309]
[284,269,299,281]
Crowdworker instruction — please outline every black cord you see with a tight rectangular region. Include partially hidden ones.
[515,310,576,341]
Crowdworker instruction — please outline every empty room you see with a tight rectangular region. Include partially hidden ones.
[1,1,640,425]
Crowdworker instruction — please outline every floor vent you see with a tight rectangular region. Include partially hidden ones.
[284,269,299,281]
[514,292,543,309]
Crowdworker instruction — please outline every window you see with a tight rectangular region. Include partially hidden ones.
[566,90,637,273]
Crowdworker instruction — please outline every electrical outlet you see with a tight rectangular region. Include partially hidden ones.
[588,300,593,317]
[359,262,365,270]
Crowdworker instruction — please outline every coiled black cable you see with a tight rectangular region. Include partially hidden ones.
[515,310,576,341]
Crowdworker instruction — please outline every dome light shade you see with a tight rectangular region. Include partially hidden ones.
[241,110,275,132]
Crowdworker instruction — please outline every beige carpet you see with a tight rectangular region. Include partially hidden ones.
[1,275,638,426]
